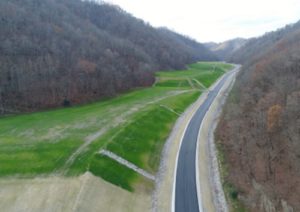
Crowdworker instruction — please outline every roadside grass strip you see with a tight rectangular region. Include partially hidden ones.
[99,150,155,181]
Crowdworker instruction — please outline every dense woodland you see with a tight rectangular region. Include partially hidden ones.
[217,21,300,211]
[0,0,217,113]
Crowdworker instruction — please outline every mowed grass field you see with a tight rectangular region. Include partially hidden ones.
[0,62,233,191]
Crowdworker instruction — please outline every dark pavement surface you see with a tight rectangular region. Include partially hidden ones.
[175,69,236,212]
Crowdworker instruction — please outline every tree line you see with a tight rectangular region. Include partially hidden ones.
[0,0,217,113]
[217,20,300,211]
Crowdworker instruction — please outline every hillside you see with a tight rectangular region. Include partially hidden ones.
[0,0,217,113]
[204,38,247,60]
[0,63,233,212]
[158,27,218,61]
[228,20,300,64]
[0,62,229,183]
[216,21,300,211]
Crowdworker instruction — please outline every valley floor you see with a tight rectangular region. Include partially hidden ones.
[0,62,234,211]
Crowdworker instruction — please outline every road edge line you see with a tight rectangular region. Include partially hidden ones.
[195,66,239,212]
[171,65,238,212]
[171,107,197,212]
[195,71,230,212]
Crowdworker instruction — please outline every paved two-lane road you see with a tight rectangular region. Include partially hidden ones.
[174,66,239,212]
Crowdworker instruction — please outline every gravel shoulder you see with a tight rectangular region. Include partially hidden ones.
[197,68,239,211]
[153,85,210,212]
[153,67,239,212]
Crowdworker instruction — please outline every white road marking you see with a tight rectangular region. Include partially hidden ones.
[171,111,194,212]
[171,66,240,212]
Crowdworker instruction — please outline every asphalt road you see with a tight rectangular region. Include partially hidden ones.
[174,68,238,212]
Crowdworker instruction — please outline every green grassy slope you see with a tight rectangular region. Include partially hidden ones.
[0,62,233,191]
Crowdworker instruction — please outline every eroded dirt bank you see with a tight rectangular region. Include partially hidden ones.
[0,172,151,212]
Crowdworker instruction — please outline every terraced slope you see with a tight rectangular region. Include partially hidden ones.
[0,62,233,191]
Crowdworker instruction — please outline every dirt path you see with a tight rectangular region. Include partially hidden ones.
[192,78,207,90]
[61,90,190,172]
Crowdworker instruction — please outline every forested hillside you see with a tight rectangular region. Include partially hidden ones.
[217,21,300,211]
[229,20,300,64]
[0,0,217,113]
[204,38,246,60]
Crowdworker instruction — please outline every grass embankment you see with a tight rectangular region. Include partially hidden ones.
[0,62,233,191]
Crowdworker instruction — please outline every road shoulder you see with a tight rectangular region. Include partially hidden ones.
[153,67,239,212]
[153,88,210,211]
[197,68,238,211]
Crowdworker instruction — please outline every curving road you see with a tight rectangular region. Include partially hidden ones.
[173,66,239,212]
